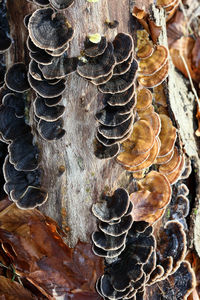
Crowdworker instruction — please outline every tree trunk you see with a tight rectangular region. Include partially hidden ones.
[3,0,200,255]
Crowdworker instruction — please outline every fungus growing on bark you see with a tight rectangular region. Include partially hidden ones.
[137,61,169,88]
[99,214,133,237]
[77,42,115,79]
[0,29,12,53]
[92,230,127,251]
[28,8,74,51]
[84,36,107,57]
[28,73,66,98]
[29,59,44,81]
[124,137,160,172]
[91,72,113,85]
[49,0,74,9]
[95,106,133,127]
[129,171,172,223]
[96,131,130,147]
[138,45,168,76]
[113,52,133,75]
[165,154,185,185]
[8,133,39,171]
[39,54,78,79]
[34,96,65,121]
[98,60,138,94]
[2,93,25,118]
[42,95,62,106]
[159,146,182,175]
[92,188,130,222]
[29,49,54,65]
[5,63,30,93]
[106,84,135,106]
[140,112,161,137]
[0,105,30,142]
[112,33,133,63]
[136,88,152,112]
[98,115,134,140]
[33,0,50,5]
[38,118,66,140]
[157,220,187,274]
[157,114,177,157]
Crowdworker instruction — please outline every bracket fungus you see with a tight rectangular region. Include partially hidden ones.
[129,171,171,224]
[49,0,74,9]
[0,2,11,54]
[34,96,65,121]
[2,93,25,118]
[39,54,78,79]
[5,63,30,93]
[98,60,138,94]
[77,42,115,80]
[84,36,107,57]
[112,33,134,63]
[28,8,74,51]
[38,118,66,140]
[106,85,135,106]
[138,45,168,76]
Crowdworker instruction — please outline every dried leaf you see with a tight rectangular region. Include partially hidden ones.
[0,204,104,299]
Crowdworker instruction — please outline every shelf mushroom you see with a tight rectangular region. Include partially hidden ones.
[5,63,30,93]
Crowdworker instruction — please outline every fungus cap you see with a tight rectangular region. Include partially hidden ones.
[92,188,130,222]
[95,106,132,127]
[113,33,134,63]
[34,96,65,121]
[94,141,120,159]
[38,118,65,140]
[159,146,182,175]
[99,215,133,237]
[2,93,25,118]
[77,42,115,80]
[137,61,169,88]
[84,36,107,57]
[98,60,138,94]
[92,230,127,251]
[113,52,133,75]
[138,45,168,76]
[136,88,152,111]
[5,63,30,93]
[106,84,135,106]
[28,8,74,51]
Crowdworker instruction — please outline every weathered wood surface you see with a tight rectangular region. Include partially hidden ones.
[5,0,200,252]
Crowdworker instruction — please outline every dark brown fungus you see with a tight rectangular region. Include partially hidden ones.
[157,220,186,274]
[84,36,107,58]
[77,42,115,79]
[181,156,192,179]
[94,140,120,159]
[49,0,74,10]
[29,59,44,81]
[23,14,31,29]
[113,52,134,75]
[92,243,125,259]
[3,156,41,201]
[46,43,69,57]
[109,96,136,114]
[29,50,54,65]
[91,72,113,86]
[98,60,138,94]
[2,93,25,118]
[147,265,165,285]
[92,188,130,222]
[28,8,74,51]
[33,0,50,6]
[38,118,65,140]
[177,183,189,196]
[5,63,30,93]
[39,54,78,79]
[28,73,66,98]
[99,215,133,236]
[0,29,12,53]
[96,131,130,147]
[16,186,48,209]
[34,96,65,121]
[96,107,133,127]
[92,230,127,251]
[100,274,132,299]
[112,33,134,63]
[155,261,196,300]
[43,95,62,106]
[106,84,135,106]
[8,133,39,171]
[98,115,133,139]
[0,105,30,141]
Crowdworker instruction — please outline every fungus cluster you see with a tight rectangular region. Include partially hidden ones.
[25,5,76,140]
[0,64,48,209]
[156,0,180,21]
[137,45,169,88]
[0,1,11,88]
[77,33,138,159]
[92,188,195,299]
[28,0,74,9]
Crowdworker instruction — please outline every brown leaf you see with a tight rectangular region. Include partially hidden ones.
[0,276,37,299]
[0,204,104,299]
